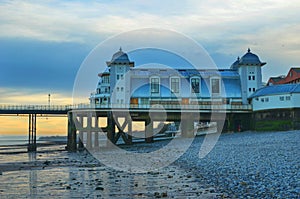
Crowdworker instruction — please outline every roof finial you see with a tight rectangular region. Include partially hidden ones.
[248,48,251,53]
[119,47,122,52]
[237,56,240,61]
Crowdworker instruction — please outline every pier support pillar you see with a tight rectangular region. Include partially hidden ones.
[181,113,194,138]
[107,112,116,146]
[86,114,92,149]
[67,112,77,152]
[28,114,37,152]
[94,116,99,148]
[78,116,84,150]
[127,120,132,145]
[145,118,153,143]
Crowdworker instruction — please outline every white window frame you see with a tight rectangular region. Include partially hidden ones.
[150,76,160,94]
[170,76,180,94]
[210,77,221,96]
[190,76,201,94]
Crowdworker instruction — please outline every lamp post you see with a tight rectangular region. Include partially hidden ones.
[48,94,51,107]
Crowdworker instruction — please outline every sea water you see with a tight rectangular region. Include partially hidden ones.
[0,135,42,146]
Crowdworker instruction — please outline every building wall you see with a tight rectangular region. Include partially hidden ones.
[253,108,300,131]
[238,65,262,104]
[252,93,300,111]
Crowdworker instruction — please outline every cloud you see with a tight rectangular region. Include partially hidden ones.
[0,0,299,44]
[0,0,300,87]
[0,87,73,105]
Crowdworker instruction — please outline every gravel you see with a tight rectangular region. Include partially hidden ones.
[175,130,300,198]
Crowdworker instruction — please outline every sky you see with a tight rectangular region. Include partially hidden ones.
[0,0,300,135]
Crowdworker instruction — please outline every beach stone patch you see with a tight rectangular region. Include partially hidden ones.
[0,131,298,198]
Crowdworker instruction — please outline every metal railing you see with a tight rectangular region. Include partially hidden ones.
[0,103,252,112]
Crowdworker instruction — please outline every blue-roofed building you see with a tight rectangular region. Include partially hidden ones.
[90,48,266,107]
[249,84,300,111]
[88,48,300,131]
[249,84,300,130]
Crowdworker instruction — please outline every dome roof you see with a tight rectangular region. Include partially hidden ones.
[111,47,131,63]
[239,48,266,66]
[230,57,240,70]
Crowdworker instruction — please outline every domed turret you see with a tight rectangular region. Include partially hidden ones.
[110,47,131,64]
[239,48,266,66]
[230,57,240,70]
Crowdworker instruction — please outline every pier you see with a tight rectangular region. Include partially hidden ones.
[0,103,252,152]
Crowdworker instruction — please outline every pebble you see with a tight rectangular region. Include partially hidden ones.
[176,130,300,199]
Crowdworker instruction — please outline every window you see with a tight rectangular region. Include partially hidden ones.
[253,88,255,92]
[265,97,269,102]
[141,98,149,105]
[279,96,284,101]
[117,75,120,80]
[121,87,124,92]
[286,96,291,101]
[121,74,124,80]
[261,98,264,102]
[252,76,255,80]
[102,76,109,84]
[117,87,119,92]
[191,78,200,93]
[249,88,251,92]
[211,78,220,95]
[150,77,160,93]
[171,77,180,93]
[248,76,251,80]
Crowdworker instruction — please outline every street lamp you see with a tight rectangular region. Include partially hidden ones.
[48,94,51,106]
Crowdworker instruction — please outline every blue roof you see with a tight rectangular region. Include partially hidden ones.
[131,84,175,98]
[223,79,242,98]
[249,84,300,98]
[176,69,240,78]
[131,78,242,99]
[239,48,266,66]
[111,48,131,63]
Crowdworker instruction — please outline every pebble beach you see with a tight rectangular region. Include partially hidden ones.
[0,130,299,198]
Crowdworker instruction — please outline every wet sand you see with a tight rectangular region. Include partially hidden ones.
[2,131,298,198]
[0,143,222,198]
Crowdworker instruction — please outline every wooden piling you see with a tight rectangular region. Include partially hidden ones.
[66,111,77,152]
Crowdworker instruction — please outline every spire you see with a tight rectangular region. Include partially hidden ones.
[247,48,251,53]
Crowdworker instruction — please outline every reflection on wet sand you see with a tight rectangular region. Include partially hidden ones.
[0,145,221,198]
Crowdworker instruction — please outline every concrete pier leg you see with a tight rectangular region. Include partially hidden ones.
[86,114,92,149]
[127,120,132,145]
[28,114,37,152]
[107,112,116,146]
[145,118,153,143]
[216,121,224,133]
[94,116,99,148]
[67,112,77,152]
[78,131,84,150]
[78,116,84,150]
[181,113,194,138]
[86,132,92,149]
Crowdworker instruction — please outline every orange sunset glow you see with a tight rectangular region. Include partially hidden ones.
[0,89,73,136]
